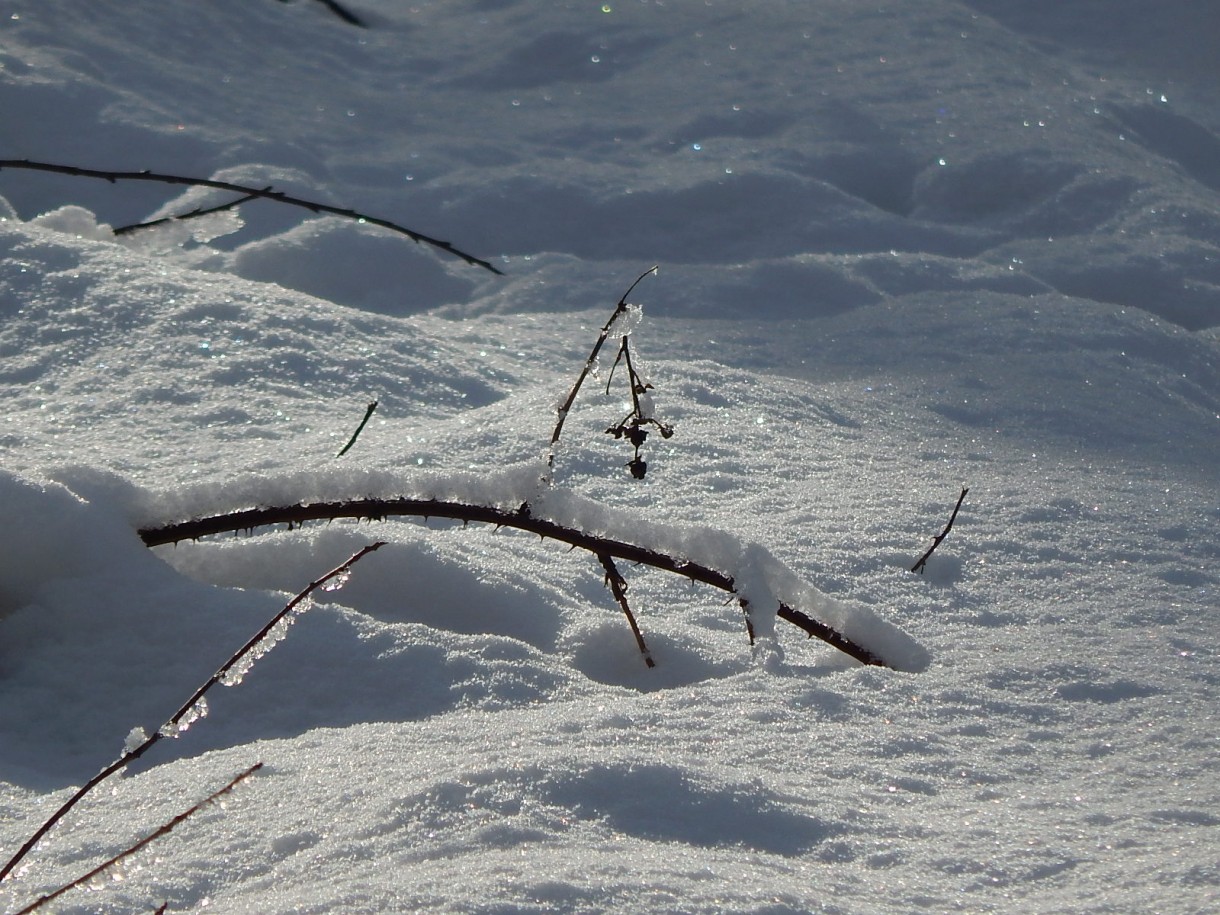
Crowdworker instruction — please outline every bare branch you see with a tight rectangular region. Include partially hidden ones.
[0,159,501,274]
[911,487,969,574]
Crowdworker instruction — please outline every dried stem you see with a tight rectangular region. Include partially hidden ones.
[11,764,263,915]
[138,500,888,667]
[911,487,969,574]
[0,159,500,274]
[336,401,379,457]
[546,266,658,478]
[597,553,655,668]
[0,543,384,884]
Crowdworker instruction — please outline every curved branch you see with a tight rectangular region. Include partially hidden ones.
[0,159,502,275]
[139,498,889,668]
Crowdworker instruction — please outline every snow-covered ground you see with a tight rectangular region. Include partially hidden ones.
[1,1,1217,912]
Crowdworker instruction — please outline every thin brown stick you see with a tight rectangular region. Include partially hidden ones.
[0,159,501,274]
[597,553,655,668]
[546,266,657,477]
[911,487,969,574]
[336,401,379,457]
[138,499,888,667]
[11,764,263,915]
[0,543,385,884]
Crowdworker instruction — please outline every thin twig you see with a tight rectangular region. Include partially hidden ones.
[113,192,262,235]
[138,500,889,667]
[597,553,655,668]
[336,401,379,457]
[0,159,501,274]
[911,487,969,574]
[11,764,263,915]
[276,0,367,27]
[0,543,385,884]
[546,266,658,478]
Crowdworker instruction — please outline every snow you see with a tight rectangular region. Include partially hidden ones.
[1,0,1218,912]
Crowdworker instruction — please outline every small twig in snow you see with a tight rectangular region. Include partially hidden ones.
[276,0,367,27]
[11,764,263,915]
[336,401,379,457]
[911,487,969,574]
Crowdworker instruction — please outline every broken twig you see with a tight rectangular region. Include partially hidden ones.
[911,487,969,574]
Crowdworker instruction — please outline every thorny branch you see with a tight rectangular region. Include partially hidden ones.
[0,159,501,274]
[911,487,969,574]
[137,499,889,668]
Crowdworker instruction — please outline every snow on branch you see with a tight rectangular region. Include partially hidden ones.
[135,472,928,673]
[0,159,502,274]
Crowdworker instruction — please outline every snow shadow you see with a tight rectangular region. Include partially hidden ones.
[540,762,838,856]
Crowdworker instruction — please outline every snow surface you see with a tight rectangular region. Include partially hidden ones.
[1,1,1218,912]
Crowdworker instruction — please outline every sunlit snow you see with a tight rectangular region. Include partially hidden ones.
[1,1,1218,913]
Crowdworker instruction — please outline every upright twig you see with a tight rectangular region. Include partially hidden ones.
[336,401,379,457]
[11,764,263,915]
[0,543,385,884]
[0,160,501,274]
[911,487,969,574]
[597,553,655,668]
[545,266,658,479]
[603,335,674,479]
[113,191,262,235]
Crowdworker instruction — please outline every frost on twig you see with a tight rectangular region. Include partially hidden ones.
[137,492,919,671]
[0,543,384,885]
[10,764,263,915]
